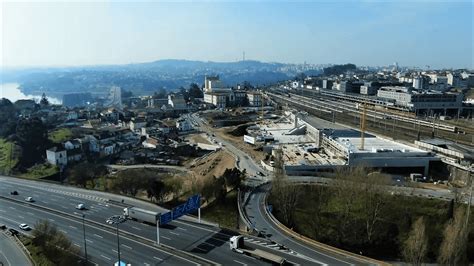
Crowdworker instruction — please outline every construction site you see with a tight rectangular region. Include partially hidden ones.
[242,110,438,177]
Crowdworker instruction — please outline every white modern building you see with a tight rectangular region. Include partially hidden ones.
[377,86,463,114]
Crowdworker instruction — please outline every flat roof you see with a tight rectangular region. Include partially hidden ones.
[333,136,427,154]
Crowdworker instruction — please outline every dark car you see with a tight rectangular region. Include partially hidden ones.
[8,228,19,235]
[10,191,18,195]
[0,224,6,230]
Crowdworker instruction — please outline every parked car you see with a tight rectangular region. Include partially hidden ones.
[8,228,19,235]
[25,197,34,202]
[0,224,6,230]
[10,191,18,195]
[19,224,31,231]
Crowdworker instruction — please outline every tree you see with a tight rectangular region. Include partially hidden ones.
[308,184,329,238]
[179,87,189,101]
[402,217,428,265]
[40,93,49,106]
[271,147,300,228]
[362,172,391,243]
[147,179,166,203]
[438,208,468,265]
[154,88,167,99]
[68,162,107,188]
[188,83,203,100]
[222,168,244,189]
[332,167,363,243]
[0,98,17,137]
[164,177,183,201]
[32,220,79,265]
[16,117,49,167]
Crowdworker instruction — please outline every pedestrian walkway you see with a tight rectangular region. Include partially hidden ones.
[0,231,32,266]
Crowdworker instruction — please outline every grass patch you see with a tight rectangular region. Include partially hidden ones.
[202,189,239,229]
[0,138,19,174]
[20,163,58,179]
[48,128,73,143]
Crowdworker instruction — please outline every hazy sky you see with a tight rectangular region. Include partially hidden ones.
[1,1,473,68]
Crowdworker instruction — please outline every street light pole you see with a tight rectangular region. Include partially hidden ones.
[82,214,88,264]
[116,224,121,265]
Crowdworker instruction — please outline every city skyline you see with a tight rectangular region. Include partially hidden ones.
[1,1,473,69]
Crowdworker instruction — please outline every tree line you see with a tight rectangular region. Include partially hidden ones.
[269,150,473,263]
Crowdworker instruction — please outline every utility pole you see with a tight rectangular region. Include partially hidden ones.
[82,214,88,264]
[116,224,121,265]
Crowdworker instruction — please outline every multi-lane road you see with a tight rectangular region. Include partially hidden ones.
[0,175,328,265]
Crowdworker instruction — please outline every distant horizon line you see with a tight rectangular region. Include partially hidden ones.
[1,58,471,71]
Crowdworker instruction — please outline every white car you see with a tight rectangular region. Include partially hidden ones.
[25,197,34,202]
[19,223,31,231]
[76,204,85,210]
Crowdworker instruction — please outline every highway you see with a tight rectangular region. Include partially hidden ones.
[0,175,323,265]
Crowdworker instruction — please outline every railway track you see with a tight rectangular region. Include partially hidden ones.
[268,91,474,146]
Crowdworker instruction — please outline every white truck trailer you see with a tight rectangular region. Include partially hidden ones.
[123,207,160,225]
[230,235,287,265]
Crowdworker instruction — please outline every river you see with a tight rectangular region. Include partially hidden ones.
[0,83,61,104]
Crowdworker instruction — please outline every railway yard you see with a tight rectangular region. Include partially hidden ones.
[267,88,474,147]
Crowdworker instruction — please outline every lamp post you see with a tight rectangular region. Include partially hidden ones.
[116,223,121,264]
[82,214,88,264]
[107,215,127,266]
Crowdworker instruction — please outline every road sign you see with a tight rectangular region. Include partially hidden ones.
[159,194,200,225]
[159,211,172,225]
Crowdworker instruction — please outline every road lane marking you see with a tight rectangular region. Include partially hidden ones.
[18,215,24,219]
[169,231,179,236]
[144,263,150,266]
[112,249,117,253]
[131,226,141,230]
[0,210,6,212]
[73,243,80,247]
[9,207,15,210]
[26,212,34,215]
[48,218,55,222]
[101,255,111,261]
[69,225,77,229]
[121,244,132,249]
[0,196,206,265]
[233,260,247,265]
[153,256,163,261]
[60,230,67,234]
[161,236,171,240]
[93,234,103,239]
[177,227,187,231]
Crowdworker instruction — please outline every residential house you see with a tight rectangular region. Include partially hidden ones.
[63,139,82,162]
[46,146,67,166]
